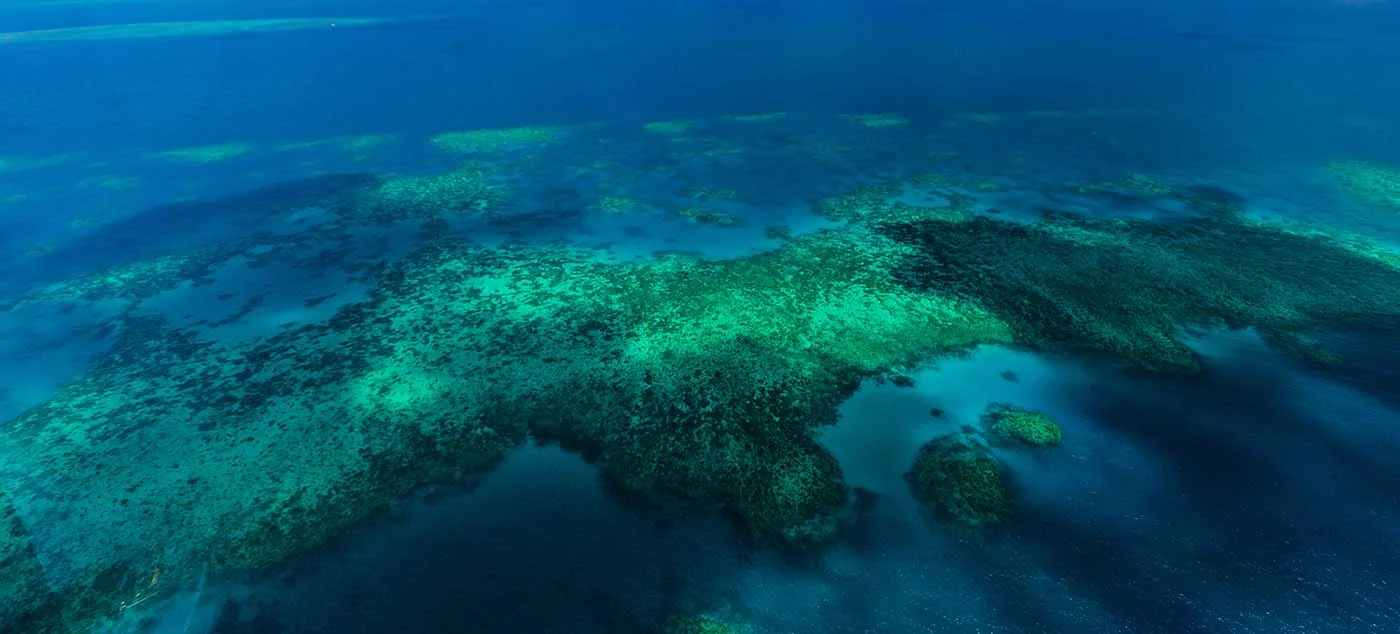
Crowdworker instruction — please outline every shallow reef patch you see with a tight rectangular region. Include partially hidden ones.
[905,434,1012,527]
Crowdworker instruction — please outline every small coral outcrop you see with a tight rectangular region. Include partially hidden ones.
[904,435,1012,527]
[983,403,1064,447]
[665,613,746,634]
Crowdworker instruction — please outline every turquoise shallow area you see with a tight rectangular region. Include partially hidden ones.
[3,2,1400,633]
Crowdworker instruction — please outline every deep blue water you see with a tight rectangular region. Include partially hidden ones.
[3,1,1400,633]
[5,0,1400,155]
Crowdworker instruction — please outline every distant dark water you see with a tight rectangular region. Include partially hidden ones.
[3,1,1399,156]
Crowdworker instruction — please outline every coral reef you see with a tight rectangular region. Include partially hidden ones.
[0,219,1014,629]
[983,403,1063,447]
[665,613,747,634]
[598,195,638,215]
[644,120,696,136]
[9,114,1400,631]
[359,162,505,222]
[905,435,1012,527]
[431,126,566,154]
[727,112,787,123]
[878,213,1400,372]
[1258,328,1344,368]
[816,182,974,224]
[1329,159,1400,212]
[150,143,254,164]
[678,206,740,226]
[905,404,1063,528]
[849,113,909,128]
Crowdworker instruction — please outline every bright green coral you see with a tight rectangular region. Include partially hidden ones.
[983,403,1063,447]
[618,226,1012,375]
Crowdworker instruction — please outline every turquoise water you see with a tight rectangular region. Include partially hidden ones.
[3,1,1400,632]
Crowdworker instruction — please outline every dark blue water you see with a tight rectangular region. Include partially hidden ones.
[3,1,1400,633]
[5,0,1400,155]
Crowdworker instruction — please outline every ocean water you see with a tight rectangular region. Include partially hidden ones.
[3,1,1400,633]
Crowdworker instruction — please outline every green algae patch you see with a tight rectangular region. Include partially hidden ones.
[983,403,1063,447]
[905,435,1012,526]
